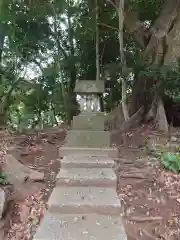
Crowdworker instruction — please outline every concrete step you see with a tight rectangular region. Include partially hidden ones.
[60,155,114,168]
[65,130,111,148]
[56,167,116,188]
[72,114,105,130]
[34,212,127,240]
[48,186,121,216]
[59,146,118,158]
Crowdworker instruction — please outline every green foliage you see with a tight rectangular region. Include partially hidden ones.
[162,153,180,174]
[128,0,164,22]
[0,172,9,185]
[139,65,180,101]
[0,0,179,128]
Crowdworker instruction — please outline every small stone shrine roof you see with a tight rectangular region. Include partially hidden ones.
[74,80,104,94]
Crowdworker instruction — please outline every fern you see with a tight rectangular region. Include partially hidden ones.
[162,153,180,173]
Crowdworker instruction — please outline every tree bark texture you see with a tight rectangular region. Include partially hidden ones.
[124,0,180,115]
[123,0,180,131]
[118,0,129,120]
[124,0,180,66]
[0,23,5,62]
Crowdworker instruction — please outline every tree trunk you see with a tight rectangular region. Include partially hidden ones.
[0,1,7,126]
[96,0,100,83]
[51,102,58,126]
[118,0,129,120]
[124,0,180,131]
[95,0,104,112]
[131,75,154,116]
[0,0,5,61]
[155,97,169,132]
[67,67,77,124]
[0,113,6,126]
[67,7,78,124]
[121,77,129,119]
[0,99,8,126]
[0,23,5,62]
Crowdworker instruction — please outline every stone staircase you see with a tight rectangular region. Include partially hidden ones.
[34,81,127,239]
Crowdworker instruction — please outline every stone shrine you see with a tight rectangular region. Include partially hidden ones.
[34,80,127,239]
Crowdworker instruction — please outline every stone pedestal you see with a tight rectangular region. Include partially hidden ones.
[65,130,111,148]
[72,113,105,130]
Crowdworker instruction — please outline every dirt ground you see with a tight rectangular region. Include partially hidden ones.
[2,124,180,239]
[113,125,180,240]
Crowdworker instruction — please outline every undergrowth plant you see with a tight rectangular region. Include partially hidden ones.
[0,173,9,185]
[162,153,180,173]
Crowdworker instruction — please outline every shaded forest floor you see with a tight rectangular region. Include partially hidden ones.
[113,125,180,240]
[1,124,180,239]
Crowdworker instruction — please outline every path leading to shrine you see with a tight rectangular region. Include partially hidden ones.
[34,81,127,240]
[3,114,180,239]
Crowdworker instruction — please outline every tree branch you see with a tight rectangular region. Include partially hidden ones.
[124,0,180,52]
[98,22,118,30]
[106,0,148,49]
[150,0,180,35]
[49,2,69,60]
[124,9,148,50]
[33,59,44,72]
[144,0,180,64]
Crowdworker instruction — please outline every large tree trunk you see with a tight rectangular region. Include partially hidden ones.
[0,0,7,125]
[0,22,6,126]
[131,75,154,116]
[117,0,129,120]
[67,7,79,124]
[0,23,5,62]
[95,0,105,112]
[0,98,9,126]
[67,65,78,124]
[124,0,180,131]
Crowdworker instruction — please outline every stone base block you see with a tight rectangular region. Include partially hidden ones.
[72,113,105,131]
[65,130,111,148]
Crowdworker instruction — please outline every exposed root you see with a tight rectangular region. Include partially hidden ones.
[142,229,157,240]
[129,216,163,222]
[120,173,146,179]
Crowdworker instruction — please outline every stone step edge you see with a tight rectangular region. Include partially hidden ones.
[56,167,117,188]
[60,158,114,168]
[66,130,110,133]
[48,203,121,216]
[59,146,118,158]
[48,186,121,216]
[33,212,127,240]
